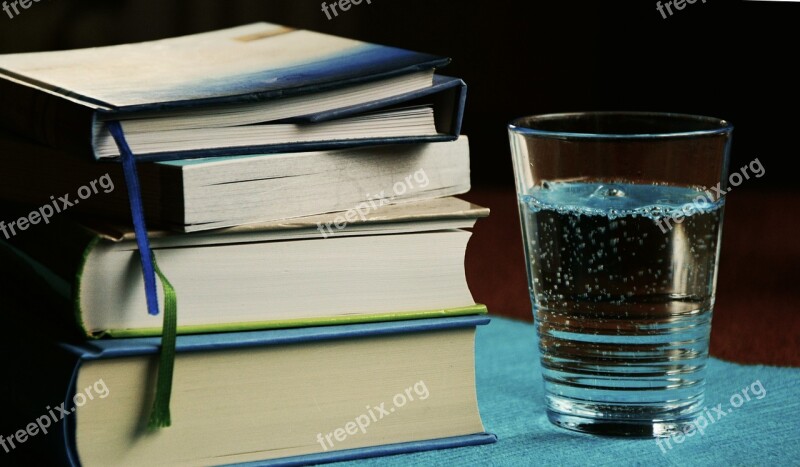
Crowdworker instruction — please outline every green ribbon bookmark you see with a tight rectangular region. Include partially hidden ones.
[148,253,178,429]
[108,121,178,430]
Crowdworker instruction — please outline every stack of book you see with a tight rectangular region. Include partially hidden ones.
[0,23,495,466]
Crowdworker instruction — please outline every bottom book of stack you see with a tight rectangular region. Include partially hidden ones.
[4,316,494,466]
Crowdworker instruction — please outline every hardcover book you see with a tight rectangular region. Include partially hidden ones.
[0,23,466,161]
[0,197,490,338]
[1,316,496,466]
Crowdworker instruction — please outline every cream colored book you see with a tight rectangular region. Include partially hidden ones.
[2,197,489,338]
[4,315,495,466]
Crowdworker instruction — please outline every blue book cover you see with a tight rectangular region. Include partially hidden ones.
[1,316,495,466]
[0,23,458,158]
[0,23,448,111]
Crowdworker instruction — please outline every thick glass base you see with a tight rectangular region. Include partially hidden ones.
[545,393,704,437]
[547,411,699,437]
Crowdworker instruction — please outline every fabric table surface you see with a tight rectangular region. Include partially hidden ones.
[334,316,800,466]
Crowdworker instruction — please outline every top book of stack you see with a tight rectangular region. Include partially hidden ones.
[0,22,466,161]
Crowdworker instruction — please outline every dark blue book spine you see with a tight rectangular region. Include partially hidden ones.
[64,315,491,358]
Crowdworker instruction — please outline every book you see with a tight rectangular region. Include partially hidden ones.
[0,197,490,338]
[1,316,496,466]
[0,23,466,160]
[0,133,471,231]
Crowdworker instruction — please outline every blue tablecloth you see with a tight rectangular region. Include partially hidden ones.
[337,316,800,466]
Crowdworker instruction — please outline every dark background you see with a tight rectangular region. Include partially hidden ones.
[1,0,797,188]
[1,1,798,366]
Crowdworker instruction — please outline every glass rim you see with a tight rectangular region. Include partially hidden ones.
[508,111,733,140]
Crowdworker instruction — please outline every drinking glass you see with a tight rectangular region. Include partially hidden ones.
[508,112,733,436]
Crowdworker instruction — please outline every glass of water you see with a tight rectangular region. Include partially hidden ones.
[508,112,733,436]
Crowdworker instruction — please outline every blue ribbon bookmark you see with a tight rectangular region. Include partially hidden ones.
[107,121,176,428]
[107,121,159,317]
